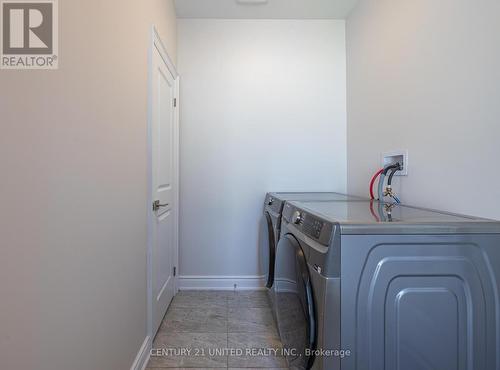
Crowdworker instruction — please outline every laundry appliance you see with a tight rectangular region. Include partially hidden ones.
[260,193,364,290]
[273,200,500,370]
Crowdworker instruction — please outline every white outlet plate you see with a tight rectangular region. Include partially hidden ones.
[382,150,408,176]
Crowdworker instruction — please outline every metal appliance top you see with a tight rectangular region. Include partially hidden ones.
[264,192,365,215]
[285,200,500,236]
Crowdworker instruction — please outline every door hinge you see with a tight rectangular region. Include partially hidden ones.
[173,98,177,107]
[173,266,176,276]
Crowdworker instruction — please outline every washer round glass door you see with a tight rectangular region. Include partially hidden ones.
[259,211,276,288]
[275,233,316,369]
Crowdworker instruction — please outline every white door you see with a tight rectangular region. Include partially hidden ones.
[151,43,177,335]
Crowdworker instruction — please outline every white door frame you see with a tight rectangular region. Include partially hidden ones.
[147,25,180,345]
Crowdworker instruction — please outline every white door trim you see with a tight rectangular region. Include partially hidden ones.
[146,24,179,355]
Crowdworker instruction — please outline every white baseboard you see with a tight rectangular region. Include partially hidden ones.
[130,336,151,370]
[178,275,266,290]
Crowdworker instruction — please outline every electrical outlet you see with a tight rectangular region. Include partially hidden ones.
[382,150,408,176]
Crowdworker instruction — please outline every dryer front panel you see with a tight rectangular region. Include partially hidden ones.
[259,211,278,288]
[275,233,316,370]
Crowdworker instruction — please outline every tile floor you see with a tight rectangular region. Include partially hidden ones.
[146,290,288,370]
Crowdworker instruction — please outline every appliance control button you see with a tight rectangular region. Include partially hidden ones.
[292,211,303,225]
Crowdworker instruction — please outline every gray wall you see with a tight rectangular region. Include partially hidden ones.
[177,19,347,285]
[346,0,500,219]
[0,1,177,369]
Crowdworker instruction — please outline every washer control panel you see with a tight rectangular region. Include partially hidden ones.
[302,217,324,239]
[282,202,334,246]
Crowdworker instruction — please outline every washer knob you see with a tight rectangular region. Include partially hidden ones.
[292,211,303,225]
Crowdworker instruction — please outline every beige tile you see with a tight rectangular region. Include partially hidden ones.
[227,332,287,368]
[148,290,288,369]
[228,290,270,308]
[148,332,228,368]
[170,291,228,309]
[228,307,278,335]
[177,290,231,298]
[159,306,227,333]
[147,368,227,370]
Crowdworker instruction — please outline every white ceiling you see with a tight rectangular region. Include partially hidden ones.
[174,0,359,19]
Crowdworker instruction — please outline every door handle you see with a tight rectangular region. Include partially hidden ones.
[153,200,169,211]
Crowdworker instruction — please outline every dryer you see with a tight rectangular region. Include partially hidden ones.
[260,193,363,290]
[273,200,500,370]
